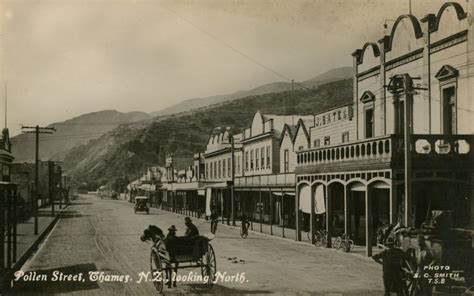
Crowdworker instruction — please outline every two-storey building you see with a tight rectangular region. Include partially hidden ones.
[295,2,474,256]
[233,112,313,235]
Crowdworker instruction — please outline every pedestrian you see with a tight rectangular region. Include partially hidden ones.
[372,236,410,296]
[184,217,199,237]
[416,235,435,296]
[210,209,219,234]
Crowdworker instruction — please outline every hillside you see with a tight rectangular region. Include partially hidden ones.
[11,110,150,163]
[150,66,351,117]
[63,78,352,190]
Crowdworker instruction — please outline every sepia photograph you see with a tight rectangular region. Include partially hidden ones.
[0,0,473,295]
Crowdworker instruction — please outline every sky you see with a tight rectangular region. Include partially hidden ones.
[1,0,461,136]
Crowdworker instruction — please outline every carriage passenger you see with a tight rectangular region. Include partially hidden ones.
[184,217,199,237]
[165,225,178,242]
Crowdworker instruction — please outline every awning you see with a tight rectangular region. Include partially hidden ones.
[314,184,326,214]
[206,188,212,216]
[272,192,295,196]
[350,183,366,192]
[299,185,311,214]
[205,182,229,189]
[372,181,390,189]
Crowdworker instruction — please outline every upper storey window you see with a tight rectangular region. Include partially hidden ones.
[360,91,375,139]
[436,65,458,136]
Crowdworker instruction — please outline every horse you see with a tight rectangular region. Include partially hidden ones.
[140,225,179,288]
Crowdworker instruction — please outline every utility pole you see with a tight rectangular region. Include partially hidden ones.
[59,166,62,210]
[291,79,295,126]
[21,125,56,235]
[230,129,235,226]
[386,74,426,227]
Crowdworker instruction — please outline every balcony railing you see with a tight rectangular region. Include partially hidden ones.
[234,172,295,187]
[296,134,473,171]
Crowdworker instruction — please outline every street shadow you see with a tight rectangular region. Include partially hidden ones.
[58,212,90,219]
[10,263,100,294]
[69,202,92,206]
[187,283,272,294]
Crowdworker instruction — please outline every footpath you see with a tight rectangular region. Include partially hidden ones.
[1,203,69,291]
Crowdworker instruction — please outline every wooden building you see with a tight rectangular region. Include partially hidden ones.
[295,2,474,256]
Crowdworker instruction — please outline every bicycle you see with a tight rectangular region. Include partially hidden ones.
[313,229,327,247]
[334,233,354,252]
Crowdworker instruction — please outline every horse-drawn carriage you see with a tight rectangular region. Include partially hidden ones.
[377,210,473,295]
[141,225,217,293]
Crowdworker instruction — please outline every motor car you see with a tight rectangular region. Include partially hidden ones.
[134,196,149,214]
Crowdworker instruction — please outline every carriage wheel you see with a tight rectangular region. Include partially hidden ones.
[201,244,217,289]
[150,249,167,293]
[401,248,421,296]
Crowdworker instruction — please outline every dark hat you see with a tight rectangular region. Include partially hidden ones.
[168,225,177,231]
[184,217,192,223]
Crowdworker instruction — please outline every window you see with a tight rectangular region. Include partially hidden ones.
[394,97,404,134]
[213,162,216,179]
[435,65,458,136]
[256,148,259,170]
[324,136,330,146]
[284,149,289,172]
[250,150,254,170]
[205,163,209,180]
[342,131,349,143]
[227,158,231,177]
[442,86,456,135]
[360,91,375,139]
[237,156,241,174]
[260,147,265,169]
[245,151,249,171]
[266,146,271,168]
[298,146,304,151]
[218,160,221,179]
[314,139,320,148]
[365,108,374,138]
[222,159,226,179]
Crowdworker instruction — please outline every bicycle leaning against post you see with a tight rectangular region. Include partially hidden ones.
[307,228,327,247]
[334,233,354,253]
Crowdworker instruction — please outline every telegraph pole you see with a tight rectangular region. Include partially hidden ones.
[386,74,426,227]
[291,79,295,126]
[21,125,56,235]
[230,129,235,226]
